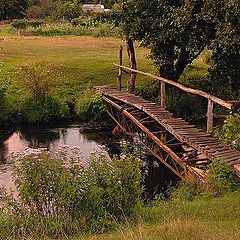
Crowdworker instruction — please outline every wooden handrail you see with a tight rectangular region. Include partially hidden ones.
[113,63,233,110]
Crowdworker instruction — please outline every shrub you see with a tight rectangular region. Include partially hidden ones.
[21,95,70,123]
[92,23,119,37]
[75,90,107,121]
[208,159,240,194]
[2,146,143,237]
[28,20,44,28]
[11,20,27,29]
[71,17,86,27]
[17,63,58,100]
[214,111,240,150]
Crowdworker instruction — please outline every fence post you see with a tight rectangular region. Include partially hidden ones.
[117,46,123,91]
[161,81,166,108]
[207,99,213,133]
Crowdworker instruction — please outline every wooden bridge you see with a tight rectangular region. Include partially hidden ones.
[94,52,240,181]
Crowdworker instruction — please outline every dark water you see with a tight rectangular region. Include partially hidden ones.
[0,118,218,201]
[0,122,124,199]
[0,123,121,164]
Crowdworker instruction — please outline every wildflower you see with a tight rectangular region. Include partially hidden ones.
[118,180,122,184]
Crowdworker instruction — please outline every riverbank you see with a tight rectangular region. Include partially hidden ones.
[81,191,240,240]
[0,35,211,126]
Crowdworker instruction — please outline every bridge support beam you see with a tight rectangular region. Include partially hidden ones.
[161,81,166,108]
[207,99,213,133]
[117,46,123,91]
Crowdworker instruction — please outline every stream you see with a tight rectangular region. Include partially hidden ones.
[0,122,123,202]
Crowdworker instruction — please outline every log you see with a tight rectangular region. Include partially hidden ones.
[161,81,166,108]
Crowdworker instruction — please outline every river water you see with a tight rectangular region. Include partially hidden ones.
[0,118,219,202]
[0,122,122,200]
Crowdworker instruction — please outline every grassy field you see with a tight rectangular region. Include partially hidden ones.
[0,34,209,93]
[0,35,151,92]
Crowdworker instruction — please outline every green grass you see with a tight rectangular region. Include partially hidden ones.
[0,35,151,91]
[78,192,240,240]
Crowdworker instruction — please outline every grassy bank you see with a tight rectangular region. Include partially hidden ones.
[85,192,240,240]
[0,34,212,125]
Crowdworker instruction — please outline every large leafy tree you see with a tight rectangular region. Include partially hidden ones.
[119,0,217,81]
[0,0,29,20]
[207,0,240,98]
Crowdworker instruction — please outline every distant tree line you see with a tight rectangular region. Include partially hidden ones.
[0,0,116,20]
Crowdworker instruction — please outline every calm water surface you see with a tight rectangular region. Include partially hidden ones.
[0,122,120,199]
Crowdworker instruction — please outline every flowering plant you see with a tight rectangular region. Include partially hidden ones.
[6,145,143,234]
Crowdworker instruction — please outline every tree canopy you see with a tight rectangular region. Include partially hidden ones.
[0,0,29,20]
[116,0,239,91]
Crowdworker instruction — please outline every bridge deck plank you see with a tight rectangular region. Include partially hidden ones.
[94,86,240,177]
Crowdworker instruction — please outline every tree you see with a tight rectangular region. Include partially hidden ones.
[207,0,240,98]
[112,1,137,92]
[0,0,29,20]
[56,1,83,22]
[119,0,217,81]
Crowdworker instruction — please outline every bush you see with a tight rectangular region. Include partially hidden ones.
[92,23,119,37]
[71,17,86,27]
[28,20,44,28]
[75,90,107,121]
[214,111,240,150]
[208,159,240,194]
[17,63,58,100]
[2,146,143,238]
[11,20,27,29]
[21,95,70,123]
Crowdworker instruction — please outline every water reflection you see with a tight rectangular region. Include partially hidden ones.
[0,124,117,163]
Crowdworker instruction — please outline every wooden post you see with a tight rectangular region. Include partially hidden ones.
[207,99,213,133]
[161,81,166,108]
[117,46,123,91]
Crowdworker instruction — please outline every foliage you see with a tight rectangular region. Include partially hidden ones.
[1,146,143,237]
[16,63,58,100]
[208,159,240,194]
[26,0,60,19]
[92,22,119,37]
[11,19,44,29]
[11,19,27,29]
[0,0,29,20]
[214,111,240,150]
[55,1,83,22]
[11,63,70,123]
[75,90,107,121]
[207,0,240,99]
[114,0,216,81]
[169,180,204,202]
[21,95,70,123]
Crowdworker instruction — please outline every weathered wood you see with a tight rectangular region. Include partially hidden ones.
[207,99,213,133]
[117,46,123,91]
[113,64,233,110]
[94,86,240,179]
[126,38,137,91]
[161,81,166,108]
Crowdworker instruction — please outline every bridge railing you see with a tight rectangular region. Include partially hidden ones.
[113,47,234,133]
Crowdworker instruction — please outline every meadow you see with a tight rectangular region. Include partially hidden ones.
[0,29,212,126]
[1,30,239,240]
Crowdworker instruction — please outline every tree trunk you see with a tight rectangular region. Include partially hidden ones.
[126,37,137,92]
[120,2,137,92]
